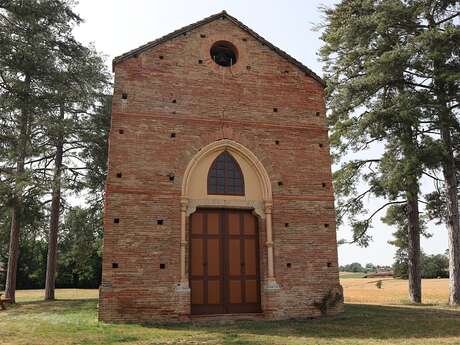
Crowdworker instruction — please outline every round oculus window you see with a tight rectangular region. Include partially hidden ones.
[210,41,238,67]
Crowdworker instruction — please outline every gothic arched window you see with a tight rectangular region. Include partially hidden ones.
[207,151,245,195]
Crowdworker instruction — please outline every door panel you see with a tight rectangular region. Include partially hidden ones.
[191,213,203,234]
[245,280,258,303]
[244,239,257,275]
[207,239,220,276]
[207,213,220,234]
[191,239,203,276]
[190,209,261,315]
[243,213,256,235]
[228,239,241,276]
[191,280,204,304]
[229,280,242,304]
[228,212,240,235]
[207,280,221,304]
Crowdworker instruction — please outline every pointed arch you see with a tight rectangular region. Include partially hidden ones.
[207,151,245,195]
[181,139,272,202]
[178,139,279,291]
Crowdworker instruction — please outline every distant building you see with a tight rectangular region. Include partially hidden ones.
[99,11,342,323]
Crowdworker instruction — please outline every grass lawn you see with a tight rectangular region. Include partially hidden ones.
[1,280,460,345]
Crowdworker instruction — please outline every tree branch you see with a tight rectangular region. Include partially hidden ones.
[346,200,407,245]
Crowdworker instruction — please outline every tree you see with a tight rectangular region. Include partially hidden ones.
[56,206,103,288]
[0,0,110,302]
[365,263,376,272]
[392,251,449,279]
[43,42,110,301]
[0,0,73,302]
[0,188,48,290]
[383,203,432,280]
[340,262,365,272]
[320,0,432,303]
[77,94,112,208]
[423,253,449,279]
[320,0,460,304]
[0,91,111,290]
[421,2,460,304]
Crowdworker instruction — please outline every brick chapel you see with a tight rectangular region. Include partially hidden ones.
[99,11,343,323]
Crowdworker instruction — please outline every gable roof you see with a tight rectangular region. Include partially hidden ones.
[113,10,324,87]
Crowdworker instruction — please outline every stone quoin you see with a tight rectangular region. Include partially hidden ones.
[99,10,343,323]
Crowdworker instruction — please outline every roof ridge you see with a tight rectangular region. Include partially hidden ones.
[112,10,324,86]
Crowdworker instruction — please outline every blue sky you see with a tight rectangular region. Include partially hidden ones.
[74,0,449,266]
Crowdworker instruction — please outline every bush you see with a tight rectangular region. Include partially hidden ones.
[393,252,449,279]
[422,254,449,279]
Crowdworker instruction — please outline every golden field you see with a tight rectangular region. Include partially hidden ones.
[342,277,450,305]
[13,287,99,302]
[12,278,451,305]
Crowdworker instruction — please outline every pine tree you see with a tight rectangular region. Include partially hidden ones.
[43,44,110,301]
[421,1,460,305]
[0,0,109,302]
[321,0,459,304]
[0,0,75,302]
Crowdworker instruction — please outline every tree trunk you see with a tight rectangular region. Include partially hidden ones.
[44,107,65,300]
[426,8,460,306]
[407,186,422,303]
[4,77,30,303]
[440,116,460,305]
[5,203,21,303]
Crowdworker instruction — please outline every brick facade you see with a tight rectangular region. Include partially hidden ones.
[99,11,343,323]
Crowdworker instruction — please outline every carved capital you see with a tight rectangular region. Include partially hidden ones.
[180,197,188,212]
[264,201,273,214]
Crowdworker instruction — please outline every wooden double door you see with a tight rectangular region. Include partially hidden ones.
[189,209,261,315]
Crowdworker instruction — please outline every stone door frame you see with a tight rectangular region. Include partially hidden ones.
[177,139,279,294]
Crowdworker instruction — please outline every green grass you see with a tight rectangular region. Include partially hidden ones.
[1,290,460,345]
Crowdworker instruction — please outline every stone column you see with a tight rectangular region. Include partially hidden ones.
[265,201,279,289]
[177,197,190,291]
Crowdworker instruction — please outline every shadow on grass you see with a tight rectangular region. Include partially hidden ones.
[154,303,460,340]
[4,300,460,342]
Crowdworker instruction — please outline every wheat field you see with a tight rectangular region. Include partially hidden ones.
[342,277,450,305]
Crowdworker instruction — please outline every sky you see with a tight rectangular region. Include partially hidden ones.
[73,0,449,266]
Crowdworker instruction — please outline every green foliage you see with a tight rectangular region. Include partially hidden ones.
[422,254,449,279]
[366,263,377,271]
[0,205,103,289]
[340,262,366,273]
[77,94,112,208]
[393,251,449,279]
[393,254,409,279]
[313,286,344,316]
[0,187,48,289]
[383,203,436,279]
[0,0,111,291]
[56,207,103,288]
[320,0,459,247]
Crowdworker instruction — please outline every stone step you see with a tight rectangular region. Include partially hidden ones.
[190,313,266,323]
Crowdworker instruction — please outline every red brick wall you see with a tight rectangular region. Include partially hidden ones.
[99,17,342,323]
